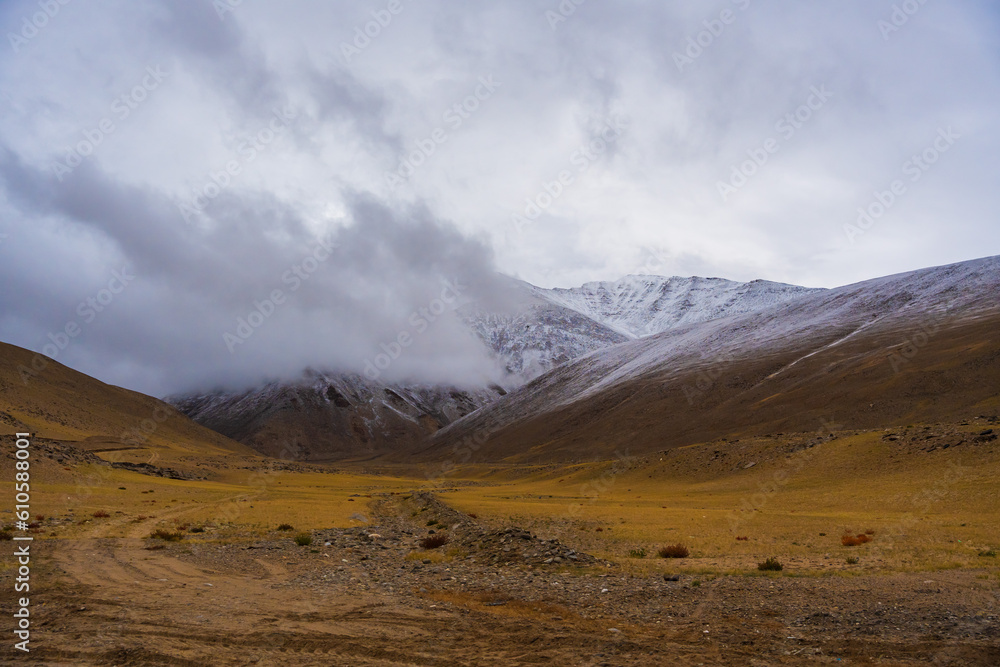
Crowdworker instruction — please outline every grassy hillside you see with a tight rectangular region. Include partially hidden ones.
[0,341,256,470]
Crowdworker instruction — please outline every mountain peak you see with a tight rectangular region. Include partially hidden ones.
[539,275,822,339]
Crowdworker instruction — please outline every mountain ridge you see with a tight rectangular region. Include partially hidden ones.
[426,255,1000,463]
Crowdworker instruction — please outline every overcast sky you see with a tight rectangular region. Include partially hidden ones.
[1,0,998,396]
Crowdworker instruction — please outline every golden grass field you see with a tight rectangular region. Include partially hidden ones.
[9,420,997,582]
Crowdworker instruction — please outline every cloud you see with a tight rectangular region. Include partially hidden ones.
[0,0,998,394]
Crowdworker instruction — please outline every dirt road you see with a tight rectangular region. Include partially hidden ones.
[8,494,1000,666]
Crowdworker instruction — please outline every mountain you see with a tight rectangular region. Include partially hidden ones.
[170,274,818,460]
[541,275,820,339]
[170,371,505,462]
[426,256,1000,464]
[0,341,254,475]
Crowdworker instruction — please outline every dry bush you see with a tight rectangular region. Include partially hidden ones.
[658,544,690,559]
[757,557,783,571]
[294,533,313,546]
[735,536,749,541]
[276,523,294,531]
[149,529,183,541]
[93,510,111,518]
[420,534,450,550]
[841,533,872,547]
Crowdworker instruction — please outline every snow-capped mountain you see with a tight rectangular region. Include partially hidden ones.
[170,370,505,461]
[170,272,824,460]
[541,275,821,339]
[430,256,1000,464]
[467,275,820,382]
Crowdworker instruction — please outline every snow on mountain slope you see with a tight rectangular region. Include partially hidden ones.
[461,277,629,382]
[429,255,1000,463]
[170,369,504,461]
[172,272,825,460]
[540,275,823,339]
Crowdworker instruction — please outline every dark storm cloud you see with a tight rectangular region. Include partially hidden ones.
[0,146,505,394]
[0,0,997,394]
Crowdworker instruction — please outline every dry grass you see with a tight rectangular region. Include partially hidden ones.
[657,544,690,559]
[757,557,783,571]
[149,529,183,541]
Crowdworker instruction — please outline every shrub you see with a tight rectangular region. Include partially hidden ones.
[276,523,294,531]
[841,533,872,547]
[93,510,111,518]
[294,533,313,546]
[467,513,478,519]
[189,526,205,534]
[757,557,783,571]
[420,534,449,549]
[978,549,997,558]
[144,544,166,551]
[846,556,859,565]
[35,515,45,521]
[628,548,647,559]
[658,544,690,559]
[0,531,12,541]
[864,529,876,535]
[149,529,183,541]
[735,536,749,541]
[426,519,438,526]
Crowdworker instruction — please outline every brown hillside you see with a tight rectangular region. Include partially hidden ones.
[0,341,255,467]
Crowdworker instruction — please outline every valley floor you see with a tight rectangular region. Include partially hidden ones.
[3,419,1000,665]
[7,497,1000,665]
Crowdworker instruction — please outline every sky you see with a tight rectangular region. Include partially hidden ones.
[1,0,998,396]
